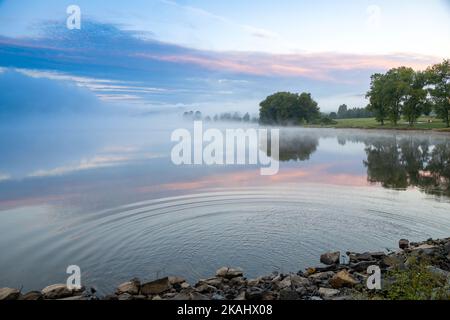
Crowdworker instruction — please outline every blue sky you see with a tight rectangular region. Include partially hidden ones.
[0,0,449,114]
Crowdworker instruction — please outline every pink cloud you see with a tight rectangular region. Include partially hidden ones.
[135,51,441,82]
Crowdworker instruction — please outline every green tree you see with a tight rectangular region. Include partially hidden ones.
[337,104,348,119]
[259,91,320,125]
[402,70,427,126]
[243,112,250,122]
[384,67,414,125]
[426,60,450,127]
[366,73,388,125]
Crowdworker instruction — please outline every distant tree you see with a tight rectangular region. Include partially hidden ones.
[259,91,320,125]
[204,115,211,122]
[232,112,242,122]
[194,111,202,120]
[337,104,348,118]
[329,112,337,119]
[213,114,219,121]
[243,112,250,122]
[426,60,450,127]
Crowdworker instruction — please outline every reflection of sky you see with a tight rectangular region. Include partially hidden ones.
[0,125,418,210]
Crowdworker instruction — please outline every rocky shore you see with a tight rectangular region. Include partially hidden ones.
[1,237,449,301]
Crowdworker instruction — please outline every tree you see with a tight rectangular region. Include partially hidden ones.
[366,73,388,125]
[243,112,250,122]
[337,104,348,118]
[259,91,320,125]
[329,112,337,119]
[384,67,414,125]
[402,71,427,126]
[426,60,450,127]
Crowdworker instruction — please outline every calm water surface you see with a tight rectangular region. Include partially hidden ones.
[1,118,449,293]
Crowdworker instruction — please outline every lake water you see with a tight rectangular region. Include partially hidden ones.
[1,118,449,294]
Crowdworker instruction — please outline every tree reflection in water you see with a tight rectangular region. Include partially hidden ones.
[364,137,450,197]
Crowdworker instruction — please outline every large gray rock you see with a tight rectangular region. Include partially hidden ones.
[141,277,170,295]
[216,267,243,279]
[116,279,140,295]
[41,284,73,299]
[320,251,340,265]
[0,287,20,300]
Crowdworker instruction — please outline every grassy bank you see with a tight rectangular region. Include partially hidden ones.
[308,116,450,132]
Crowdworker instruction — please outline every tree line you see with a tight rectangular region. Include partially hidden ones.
[329,104,373,119]
[366,60,450,127]
[183,110,257,122]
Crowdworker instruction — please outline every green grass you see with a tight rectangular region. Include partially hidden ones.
[309,116,450,131]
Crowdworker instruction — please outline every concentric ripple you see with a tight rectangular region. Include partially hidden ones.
[1,184,449,293]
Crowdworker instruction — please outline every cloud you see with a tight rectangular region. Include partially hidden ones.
[0,20,444,113]
[0,70,105,117]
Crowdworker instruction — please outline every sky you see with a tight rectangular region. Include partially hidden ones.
[0,0,449,114]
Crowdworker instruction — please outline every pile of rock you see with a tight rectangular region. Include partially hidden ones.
[1,237,449,300]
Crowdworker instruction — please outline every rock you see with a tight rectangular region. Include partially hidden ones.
[349,260,378,272]
[329,270,358,288]
[234,291,246,300]
[444,241,450,255]
[211,293,225,300]
[41,284,73,299]
[0,288,20,300]
[20,291,42,300]
[277,277,292,289]
[349,252,373,262]
[399,239,409,249]
[305,267,316,275]
[190,292,209,300]
[171,293,191,300]
[320,251,340,265]
[290,275,310,288]
[245,288,263,300]
[168,276,186,285]
[58,295,85,301]
[133,295,147,300]
[410,244,437,256]
[426,266,450,279]
[141,277,170,295]
[195,284,217,293]
[261,291,276,300]
[279,288,299,300]
[152,295,162,300]
[247,278,260,287]
[216,267,243,279]
[117,293,133,300]
[310,296,323,300]
[180,282,191,289]
[309,271,335,280]
[381,254,404,268]
[318,287,340,299]
[116,279,140,295]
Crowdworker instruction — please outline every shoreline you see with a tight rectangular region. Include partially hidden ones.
[1,236,449,300]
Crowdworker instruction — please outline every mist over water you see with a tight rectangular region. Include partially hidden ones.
[0,115,450,293]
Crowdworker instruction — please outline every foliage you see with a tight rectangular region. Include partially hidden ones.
[259,91,320,125]
[384,257,450,300]
[426,60,450,127]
